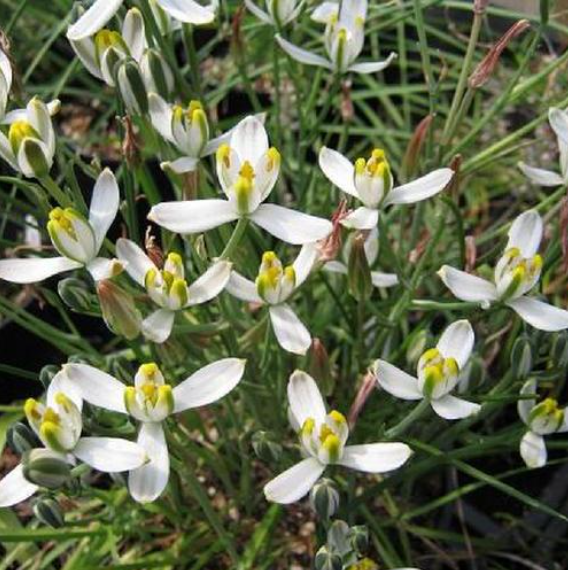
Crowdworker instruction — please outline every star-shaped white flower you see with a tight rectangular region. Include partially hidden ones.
[439,210,568,331]
[374,320,481,420]
[264,370,412,504]
[245,0,304,27]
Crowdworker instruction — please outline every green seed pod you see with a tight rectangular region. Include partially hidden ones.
[315,546,342,570]
[350,525,369,553]
[511,336,533,381]
[348,233,372,301]
[309,478,340,520]
[58,277,97,314]
[39,364,60,390]
[251,431,282,463]
[7,422,39,455]
[22,449,71,489]
[33,497,64,528]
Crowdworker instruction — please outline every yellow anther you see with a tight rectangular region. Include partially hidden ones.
[171,278,189,306]
[355,157,366,175]
[532,254,543,270]
[55,393,73,411]
[94,30,127,60]
[162,270,175,290]
[506,247,521,259]
[262,251,278,266]
[337,28,347,41]
[145,268,158,290]
[173,105,184,122]
[319,424,334,443]
[24,398,41,420]
[140,362,159,379]
[166,252,183,268]
[542,397,559,414]
[329,410,346,425]
[188,100,203,119]
[157,385,174,414]
[322,433,341,461]
[302,417,315,436]
[355,15,365,26]
[443,357,459,376]
[216,144,231,167]
[9,121,40,154]
[42,408,60,426]
[371,148,386,161]
[266,147,281,171]
[283,266,296,283]
[239,160,255,181]
[421,347,440,363]
[141,383,157,403]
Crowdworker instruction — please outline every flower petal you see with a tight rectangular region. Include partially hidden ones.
[65,363,127,414]
[230,115,268,165]
[431,395,480,420]
[67,0,124,41]
[148,93,174,142]
[517,162,564,187]
[269,304,311,355]
[0,464,38,508]
[88,168,120,250]
[129,422,170,503]
[507,296,568,332]
[275,35,333,69]
[373,359,422,400]
[251,204,332,245]
[162,156,200,174]
[188,261,232,305]
[518,379,537,426]
[338,442,412,473]
[156,0,216,24]
[293,243,320,288]
[318,147,358,198]
[142,309,176,344]
[116,238,155,287]
[173,358,246,413]
[287,369,326,427]
[436,319,474,369]
[324,261,347,275]
[506,210,543,257]
[122,8,146,62]
[244,0,272,23]
[0,131,17,170]
[86,257,124,282]
[225,271,263,303]
[549,107,568,147]
[311,1,339,23]
[341,207,379,230]
[371,271,398,288]
[520,431,546,468]
[148,199,238,234]
[348,53,397,75]
[438,265,497,305]
[73,437,147,472]
[0,256,82,284]
[264,457,325,504]
[47,368,83,411]
[384,168,453,206]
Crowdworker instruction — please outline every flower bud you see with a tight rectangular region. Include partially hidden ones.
[22,449,71,489]
[39,364,60,390]
[350,525,369,553]
[309,338,334,396]
[97,279,142,340]
[58,277,97,313]
[21,138,50,178]
[7,422,39,455]
[117,59,149,116]
[511,336,533,381]
[309,478,340,520]
[348,233,372,301]
[140,48,174,100]
[109,356,135,384]
[33,497,65,528]
[406,329,431,366]
[251,431,282,463]
[327,520,352,556]
[315,546,343,570]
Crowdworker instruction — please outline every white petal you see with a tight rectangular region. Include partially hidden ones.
[244,0,272,23]
[338,442,412,473]
[518,379,537,426]
[549,107,568,147]
[173,358,246,413]
[47,368,83,411]
[269,304,311,355]
[507,296,568,332]
[88,168,120,250]
[64,363,127,414]
[0,48,12,91]
[129,422,170,503]
[520,431,547,468]
[156,0,216,24]
[293,243,320,288]
[436,319,474,369]
[324,261,347,275]
[0,256,82,284]
[116,238,155,287]
[148,93,174,142]
[188,261,232,305]
[275,35,332,69]
[70,37,104,80]
[431,395,480,420]
[341,207,379,230]
[517,162,564,187]
[318,147,358,198]
[226,271,263,303]
[162,156,200,174]
[264,457,325,504]
[384,168,453,206]
[438,265,497,304]
[73,437,147,472]
[122,8,146,62]
[373,359,422,400]
[251,204,332,245]
[348,53,397,75]
[506,210,543,257]
[287,369,326,427]
[339,0,367,25]
[148,199,238,234]
[0,131,17,170]
[0,464,38,507]
[230,115,268,165]
[371,271,398,288]
[67,0,124,41]
[86,257,124,281]
[142,309,176,344]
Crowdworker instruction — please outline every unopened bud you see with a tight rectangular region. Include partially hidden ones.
[309,338,334,396]
[39,364,60,390]
[327,520,351,556]
[109,356,135,384]
[406,329,431,366]
[58,277,96,313]
[511,336,533,380]
[97,279,142,340]
[348,233,372,301]
[457,355,485,393]
[7,422,39,455]
[309,478,340,520]
[315,546,342,570]
[22,138,50,178]
[33,497,64,528]
[141,48,174,100]
[117,59,149,116]
[22,449,71,489]
[551,332,568,371]
[251,431,282,463]
[350,525,369,553]
[402,114,433,180]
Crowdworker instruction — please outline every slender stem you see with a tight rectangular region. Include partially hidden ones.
[220,218,249,260]
[39,175,72,208]
[385,399,430,440]
[182,24,204,104]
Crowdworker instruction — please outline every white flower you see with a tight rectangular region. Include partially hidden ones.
[518,108,568,187]
[66,0,216,42]
[0,369,147,508]
[319,146,454,229]
[226,245,319,355]
[245,0,304,27]
[0,168,124,283]
[276,0,396,75]
[65,359,246,503]
[439,210,568,332]
[148,115,333,245]
[116,238,232,343]
[374,320,481,420]
[0,97,60,179]
[518,379,568,468]
[324,227,398,288]
[0,46,12,120]
[264,371,412,504]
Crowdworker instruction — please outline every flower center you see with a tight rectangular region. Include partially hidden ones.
[94,29,129,64]
[494,247,542,300]
[354,148,392,207]
[300,410,348,464]
[417,348,459,399]
[255,251,296,304]
[9,120,40,155]
[145,252,190,310]
[529,397,564,435]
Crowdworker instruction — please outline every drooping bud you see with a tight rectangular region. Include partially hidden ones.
[97,279,142,340]
[140,48,174,100]
[251,431,282,463]
[22,449,71,489]
[315,546,343,570]
[117,59,149,116]
[327,520,352,556]
[33,497,65,528]
[309,478,340,520]
[350,525,369,553]
[348,233,372,301]
[511,336,533,380]
[309,338,334,396]
[58,277,97,313]
[7,422,39,455]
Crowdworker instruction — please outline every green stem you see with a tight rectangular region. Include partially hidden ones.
[39,175,72,208]
[182,24,204,103]
[220,218,249,260]
[385,399,430,440]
